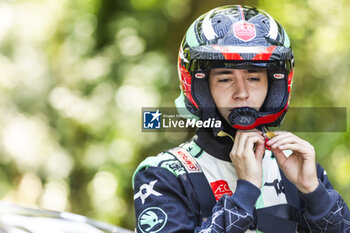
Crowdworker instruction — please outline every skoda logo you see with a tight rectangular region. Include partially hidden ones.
[138,207,167,233]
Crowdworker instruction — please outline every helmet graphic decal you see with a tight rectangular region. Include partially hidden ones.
[202,9,218,41]
[252,46,276,60]
[233,21,256,42]
[265,12,279,40]
[212,45,244,60]
[178,56,199,108]
[287,69,294,93]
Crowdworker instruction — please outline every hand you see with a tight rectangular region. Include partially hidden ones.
[230,130,265,189]
[266,131,319,193]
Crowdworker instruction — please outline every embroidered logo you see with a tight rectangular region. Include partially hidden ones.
[210,180,233,201]
[134,180,162,204]
[233,21,256,42]
[265,179,285,196]
[166,161,186,174]
[171,149,202,173]
[138,207,167,233]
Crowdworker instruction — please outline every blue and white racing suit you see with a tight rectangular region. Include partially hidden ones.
[133,129,350,232]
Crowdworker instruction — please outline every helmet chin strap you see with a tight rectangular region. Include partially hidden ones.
[228,107,262,130]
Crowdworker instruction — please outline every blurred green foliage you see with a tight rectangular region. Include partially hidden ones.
[0,0,349,230]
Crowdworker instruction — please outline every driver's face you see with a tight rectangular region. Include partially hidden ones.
[209,68,268,123]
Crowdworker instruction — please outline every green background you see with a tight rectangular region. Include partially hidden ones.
[0,0,349,230]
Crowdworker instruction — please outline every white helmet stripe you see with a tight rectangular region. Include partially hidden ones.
[264,11,278,40]
[202,9,218,41]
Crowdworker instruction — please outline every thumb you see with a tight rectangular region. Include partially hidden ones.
[255,140,265,162]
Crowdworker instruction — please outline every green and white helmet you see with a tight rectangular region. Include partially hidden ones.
[176,5,294,131]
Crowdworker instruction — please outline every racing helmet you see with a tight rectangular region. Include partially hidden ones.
[175,5,294,131]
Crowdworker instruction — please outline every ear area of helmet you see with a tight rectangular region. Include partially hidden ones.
[268,68,288,81]
[266,61,288,80]
[193,70,208,79]
[272,73,285,80]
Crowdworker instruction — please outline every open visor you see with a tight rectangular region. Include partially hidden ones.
[193,60,286,71]
[191,60,292,130]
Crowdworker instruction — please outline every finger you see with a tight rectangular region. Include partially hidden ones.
[232,130,245,154]
[270,134,313,153]
[270,135,298,149]
[267,132,310,148]
[266,131,292,145]
[237,132,263,157]
[255,139,266,161]
[235,130,242,142]
[236,132,247,158]
[273,131,289,135]
[245,135,265,159]
[277,143,312,155]
[234,131,246,156]
[231,133,239,156]
[245,135,265,149]
[268,135,310,152]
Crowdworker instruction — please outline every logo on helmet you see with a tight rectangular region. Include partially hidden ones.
[273,73,285,79]
[195,73,206,79]
[233,21,256,42]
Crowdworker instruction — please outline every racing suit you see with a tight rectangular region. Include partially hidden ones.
[133,129,350,232]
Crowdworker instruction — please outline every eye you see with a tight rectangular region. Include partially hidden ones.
[248,77,260,81]
[218,78,231,83]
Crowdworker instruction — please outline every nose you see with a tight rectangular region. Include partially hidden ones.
[232,79,249,100]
